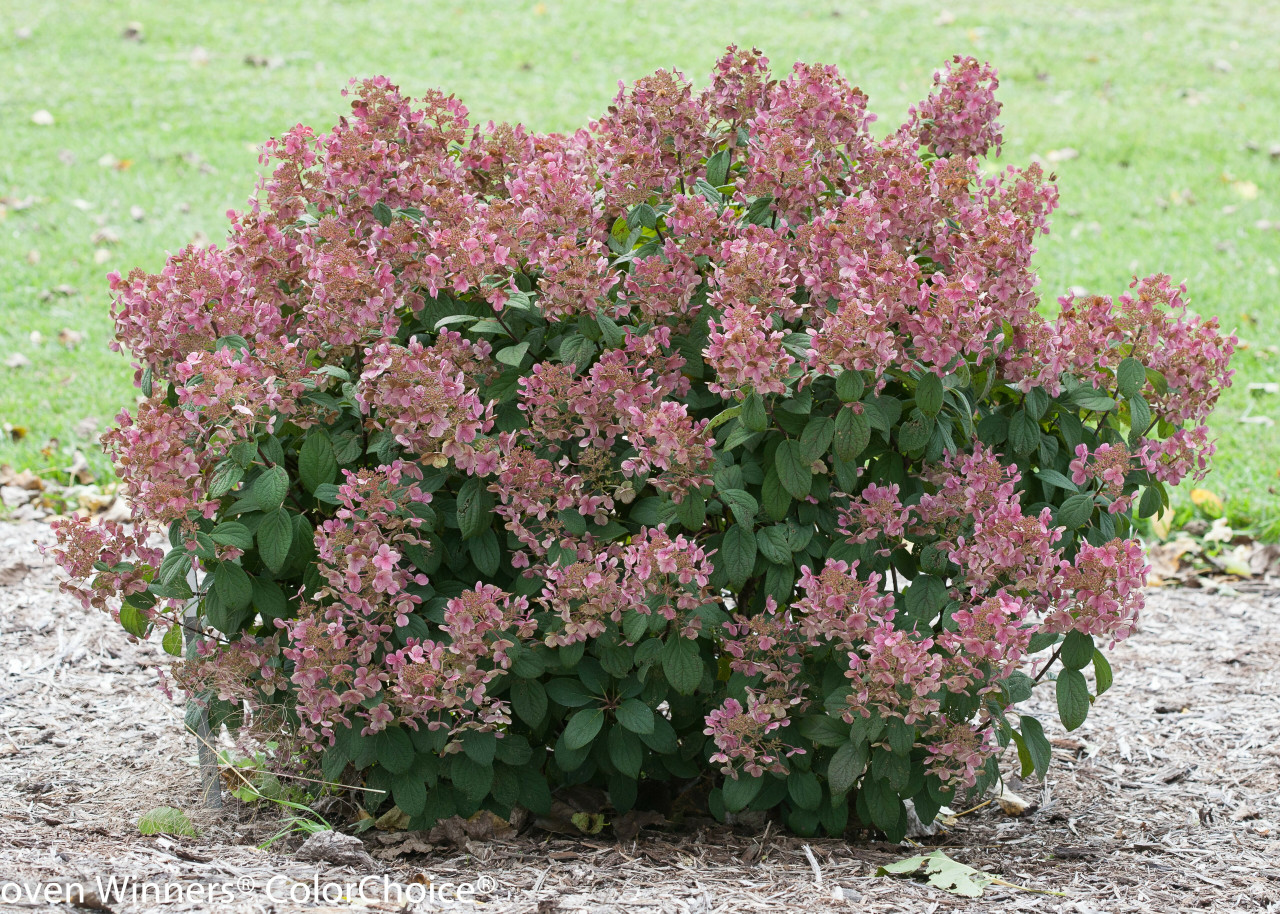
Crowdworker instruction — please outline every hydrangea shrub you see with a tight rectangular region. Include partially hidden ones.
[52,49,1235,840]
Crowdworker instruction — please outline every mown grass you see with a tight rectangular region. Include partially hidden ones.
[2,0,1277,534]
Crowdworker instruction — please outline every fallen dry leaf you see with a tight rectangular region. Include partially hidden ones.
[5,353,32,370]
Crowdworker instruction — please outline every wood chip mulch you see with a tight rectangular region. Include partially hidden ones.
[1,521,1277,913]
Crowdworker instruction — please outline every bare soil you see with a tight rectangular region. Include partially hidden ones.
[1,521,1278,913]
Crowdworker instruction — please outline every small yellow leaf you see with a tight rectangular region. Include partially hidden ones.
[1189,488,1224,516]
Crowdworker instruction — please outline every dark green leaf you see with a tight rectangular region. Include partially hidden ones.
[915,372,943,417]
[213,561,253,612]
[563,708,605,750]
[253,465,289,512]
[775,440,811,499]
[828,739,868,796]
[799,416,835,465]
[1019,715,1052,778]
[298,432,337,494]
[375,728,414,774]
[615,698,655,735]
[1059,631,1095,670]
[833,406,870,462]
[662,637,702,695]
[257,508,294,573]
[720,524,757,589]
[1056,669,1090,731]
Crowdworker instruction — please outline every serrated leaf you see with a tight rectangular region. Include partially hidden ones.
[563,708,605,751]
[1056,669,1090,731]
[1117,357,1146,398]
[828,739,868,796]
[799,416,835,465]
[298,433,337,494]
[252,465,289,512]
[375,728,415,774]
[456,476,487,540]
[719,488,758,529]
[833,406,870,462]
[774,440,811,499]
[1057,493,1095,529]
[615,698,655,735]
[915,372,944,417]
[836,370,865,403]
[210,521,253,550]
[720,524,757,589]
[213,561,253,612]
[257,507,294,573]
[662,636,702,695]
[118,602,149,638]
[209,462,245,499]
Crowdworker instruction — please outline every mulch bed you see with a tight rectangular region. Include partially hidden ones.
[1,520,1277,913]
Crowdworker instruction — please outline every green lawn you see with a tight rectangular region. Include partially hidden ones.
[2,0,1278,535]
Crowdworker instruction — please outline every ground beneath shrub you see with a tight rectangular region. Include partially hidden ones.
[1,521,1278,914]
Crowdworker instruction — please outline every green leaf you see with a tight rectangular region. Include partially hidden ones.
[392,773,427,818]
[741,393,768,432]
[799,416,835,465]
[1092,649,1113,695]
[1128,394,1151,444]
[877,851,993,899]
[456,477,487,541]
[256,508,294,573]
[460,730,497,766]
[252,465,289,513]
[704,148,730,187]
[774,440,811,499]
[511,679,548,727]
[545,677,595,708]
[860,776,901,832]
[897,409,933,453]
[1059,631,1095,670]
[720,524,757,589]
[118,602,149,638]
[372,201,393,226]
[563,708,605,751]
[828,739,868,796]
[469,528,501,577]
[1117,357,1146,398]
[608,726,644,778]
[662,637,702,695]
[1035,468,1079,493]
[450,755,494,803]
[836,370,865,403]
[1008,411,1040,456]
[252,576,288,621]
[760,468,792,522]
[208,462,244,499]
[788,770,822,810]
[756,525,791,564]
[1073,392,1117,412]
[210,521,253,550]
[213,561,253,612]
[1019,715,1052,778]
[615,698,655,735]
[719,488,758,529]
[721,772,764,812]
[1138,485,1163,518]
[375,728,415,774]
[798,714,849,748]
[1057,493,1095,530]
[495,341,530,367]
[833,406,870,462]
[298,433,337,494]
[1056,669,1090,731]
[162,624,183,656]
[915,372,944,417]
